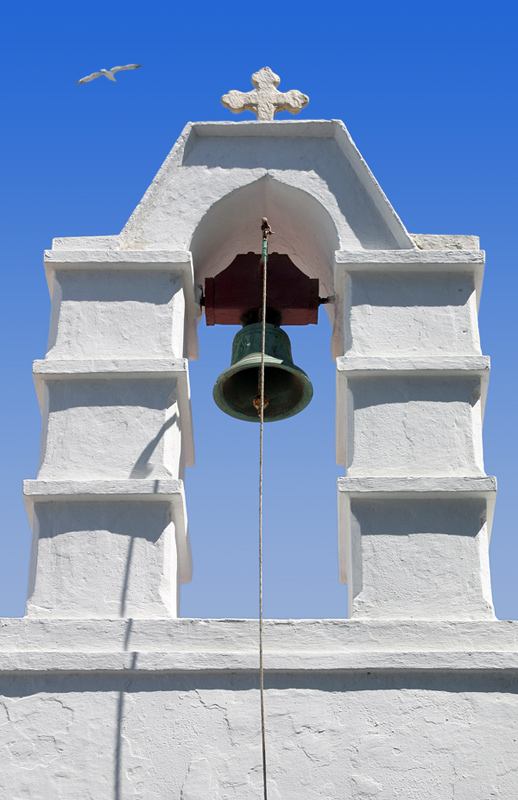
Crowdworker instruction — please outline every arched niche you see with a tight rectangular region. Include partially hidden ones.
[189,175,340,322]
[184,179,342,618]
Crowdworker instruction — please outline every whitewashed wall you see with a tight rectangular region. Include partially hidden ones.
[1,619,518,798]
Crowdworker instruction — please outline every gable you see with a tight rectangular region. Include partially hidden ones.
[120,120,414,254]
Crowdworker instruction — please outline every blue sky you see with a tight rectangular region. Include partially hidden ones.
[1,1,517,619]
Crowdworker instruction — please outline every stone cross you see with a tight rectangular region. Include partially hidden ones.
[221,67,309,121]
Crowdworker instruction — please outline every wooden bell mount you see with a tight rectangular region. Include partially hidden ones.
[204,252,319,327]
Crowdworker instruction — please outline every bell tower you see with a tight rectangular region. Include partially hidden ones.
[1,70,516,798]
[24,102,495,622]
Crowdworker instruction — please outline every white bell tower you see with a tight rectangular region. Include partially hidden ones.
[0,71,515,799]
[24,114,495,624]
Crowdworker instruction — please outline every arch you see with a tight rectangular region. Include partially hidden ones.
[184,177,343,618]
[190,175,340,300]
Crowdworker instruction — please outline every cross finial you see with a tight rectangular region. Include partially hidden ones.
[221,67,309,121]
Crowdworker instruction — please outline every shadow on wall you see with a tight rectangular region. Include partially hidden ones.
[129,413,179,478]
[3,671,518,696]
[115,641,137,800]
[351,498,487,536]
[48,380,175,412]
[349,272,475,308]
[351,376,481,410]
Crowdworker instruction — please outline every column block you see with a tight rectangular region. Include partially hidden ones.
[338,477,496,620]
[23,480,191,618]
[43,248,198,358]
[332,250,485,359]
[34,359,194,477]
[47,269,186,359]
[344,271,481,356]
[336,356,488,475]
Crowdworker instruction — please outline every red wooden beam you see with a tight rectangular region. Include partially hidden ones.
[204,252,319,326]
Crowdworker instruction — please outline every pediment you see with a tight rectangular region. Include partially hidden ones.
[120,120,414,256]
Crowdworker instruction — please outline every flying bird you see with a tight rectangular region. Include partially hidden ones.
[77,64,142,84]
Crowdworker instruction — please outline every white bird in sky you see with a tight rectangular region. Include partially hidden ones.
[77,64,142,84]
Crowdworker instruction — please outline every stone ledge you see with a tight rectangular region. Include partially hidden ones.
[24,478,185,499]
[51,235,120,250]
[33,357,189,376]
[0,650,518,674]
[1,618,517,653]
[336,355,490,375]
[44,249,193,267]
[411,233,480,251]
[338,475,497,496]
[23,479,192,583]
[334,249,484,265]
[190,119,340,138]
[2,619,517,672]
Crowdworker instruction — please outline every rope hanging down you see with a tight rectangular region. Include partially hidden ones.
[256,217,273,800]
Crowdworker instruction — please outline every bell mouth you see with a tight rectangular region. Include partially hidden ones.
[213,354,313,423]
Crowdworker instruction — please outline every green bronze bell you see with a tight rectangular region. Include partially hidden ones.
[213,321,313,422]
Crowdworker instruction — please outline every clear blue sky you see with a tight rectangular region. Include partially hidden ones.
[1,1,517,619]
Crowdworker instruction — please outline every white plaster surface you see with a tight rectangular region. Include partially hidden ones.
[46,269,186,359]
[343,271,481,356]
[23,480,191,618]
[337,477,496,617]
[26,502,179,618]
[1,617,517,660]
[38,377,182,479]
[189,175,340,298]
[334,248,484,265]
[0,620,518,797]
[44,249,198,359]
[332,249,485,359]
[347,498,494,620]
[1,669,518,799]
[32,358,195,471]
[412,233,480,250]
[343,375,484,477]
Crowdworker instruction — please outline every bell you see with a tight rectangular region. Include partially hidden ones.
[213,322,313,422]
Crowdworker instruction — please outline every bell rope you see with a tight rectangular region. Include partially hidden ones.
[258,217,271,800]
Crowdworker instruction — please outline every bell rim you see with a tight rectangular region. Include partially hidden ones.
[213,355,313,423]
